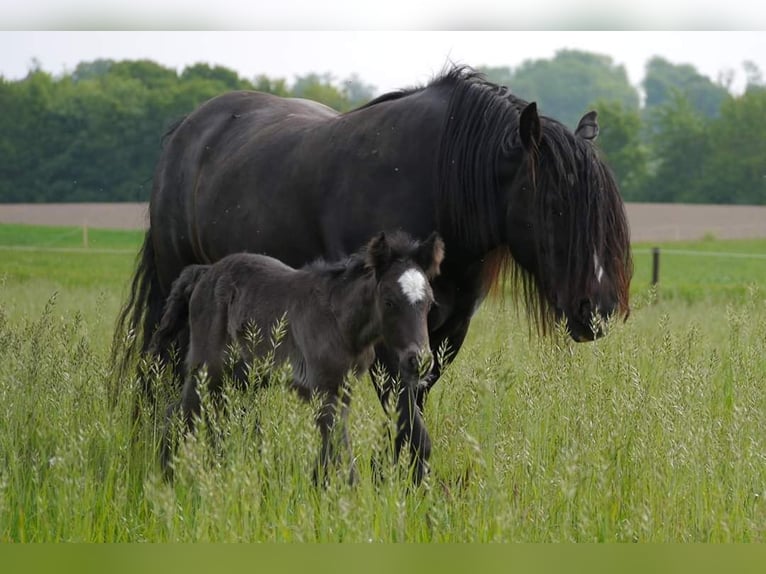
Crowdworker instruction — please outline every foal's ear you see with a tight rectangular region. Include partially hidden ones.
[416,232,445,280]
[575,110,599,140]
[519,102,542,151]
[366,232,392,276]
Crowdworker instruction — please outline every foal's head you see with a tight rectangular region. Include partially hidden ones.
[366,231,445,383]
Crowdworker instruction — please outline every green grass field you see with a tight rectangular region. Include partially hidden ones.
[1,224,765,541]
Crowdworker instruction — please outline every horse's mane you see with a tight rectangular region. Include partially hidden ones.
[528,118,633,333]
[431,66,632,334]
[434,66,525,249]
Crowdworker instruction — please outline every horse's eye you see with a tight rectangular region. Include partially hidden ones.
[384,299,395,309]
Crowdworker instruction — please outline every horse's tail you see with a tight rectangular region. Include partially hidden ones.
[110,230,166,396]
[147,264,209,362]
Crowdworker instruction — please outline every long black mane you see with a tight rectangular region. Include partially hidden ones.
[529,117,632,332]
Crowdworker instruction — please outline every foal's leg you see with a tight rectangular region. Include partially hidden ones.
[337,385,358,485]
[312,384,357,486]
[396,379,431,485]
[161,301,228,478]
[160,369,205,479]
[313,388,338,486]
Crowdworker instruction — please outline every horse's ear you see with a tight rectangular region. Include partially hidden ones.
[366,232,391,276]
[416,232,445,280]
[519,102,542,151]
[575,110,599,140]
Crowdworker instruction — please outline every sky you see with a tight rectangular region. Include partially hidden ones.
[2,31,765,98]
[1,3,765,97]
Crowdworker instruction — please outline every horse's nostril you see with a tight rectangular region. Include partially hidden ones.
[408,354,419,372]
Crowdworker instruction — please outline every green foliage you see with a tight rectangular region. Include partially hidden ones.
[700,88,766,204]
[253,74,289,97]
[291,72,376,112]
[180,63,251,90]
[643,56,730,118]
[2,54,764,205]
[644,92,712,203]
[591,99,649,202]
[482,56,764,205]
[638,82,766,204]
[482,49,640,130]
[0,61,375,204]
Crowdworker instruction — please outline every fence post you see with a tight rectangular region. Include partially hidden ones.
[651,247,660,286]
[83,221,89,249]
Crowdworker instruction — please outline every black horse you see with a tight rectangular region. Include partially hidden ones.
[151,231,444,482]
[116,66,632,483]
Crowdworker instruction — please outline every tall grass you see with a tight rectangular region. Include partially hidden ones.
[1,225,764,541]
[1,276,764,541]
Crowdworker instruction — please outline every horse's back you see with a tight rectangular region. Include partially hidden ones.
[166,91,338,152]
[150,86,446,293]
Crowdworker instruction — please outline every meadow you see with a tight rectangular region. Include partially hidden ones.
[0,224,764,542]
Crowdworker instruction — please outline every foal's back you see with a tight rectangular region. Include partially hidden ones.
[186,253,307,376]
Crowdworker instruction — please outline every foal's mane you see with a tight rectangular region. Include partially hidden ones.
[304,231,428,279]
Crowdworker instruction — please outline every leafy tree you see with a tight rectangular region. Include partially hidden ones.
[3,54,762,205]
[181,63,251,90]
[0,70,60,201]
[254,74,289,97]
[643,56,729,118]
[483,50,640,130]
[341,73,376,108]
[291,72,350,111]
[477,65,513,89]
[644,91,711,203]
[71,59,113,82]
[591,99,649,202]
[109,59,178,90]
[743,60,765,93]
[701,89,766,204]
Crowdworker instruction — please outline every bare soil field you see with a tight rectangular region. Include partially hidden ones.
[0,203,148,231]
[1,202,765,242]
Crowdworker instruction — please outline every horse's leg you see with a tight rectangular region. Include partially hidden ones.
[417,312,472,408]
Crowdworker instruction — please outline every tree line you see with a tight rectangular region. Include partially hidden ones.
[0,52,764,204]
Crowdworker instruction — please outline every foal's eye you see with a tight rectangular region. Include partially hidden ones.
[384,299,395,309]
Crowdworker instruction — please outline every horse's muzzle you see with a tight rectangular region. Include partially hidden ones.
[400,347,434,382]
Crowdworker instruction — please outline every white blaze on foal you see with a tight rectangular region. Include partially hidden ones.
[398,268,428,305]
